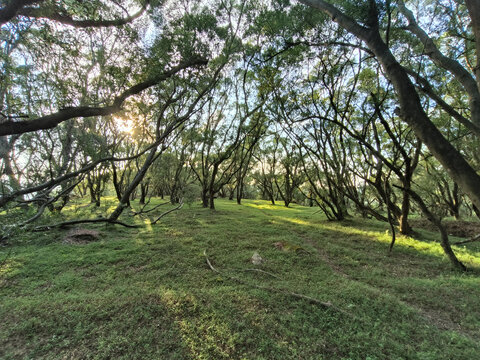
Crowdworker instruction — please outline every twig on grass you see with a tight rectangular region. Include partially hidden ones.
[453,233,480,245]
[203,250,353,316]
[132,201,170,216]
[151,201,183,225]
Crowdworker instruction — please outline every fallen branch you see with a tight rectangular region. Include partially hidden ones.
[34,218,139,231]
[151,201,183,225]
[453,233,480,245]
[132,201,170,216]
[203,250,351,315]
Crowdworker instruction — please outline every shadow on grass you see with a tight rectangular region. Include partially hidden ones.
[1,199,480,359]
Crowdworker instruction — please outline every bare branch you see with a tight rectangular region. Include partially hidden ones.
[403,66,480,137]
[0,138,163,208]
[452,233,480,246]
[398,0,480,126]
[132,202,170,216]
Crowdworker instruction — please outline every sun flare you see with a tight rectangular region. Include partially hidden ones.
[115,117,135,135]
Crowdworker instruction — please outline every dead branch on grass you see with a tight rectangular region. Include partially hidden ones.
[151,201,183,224]
[203,250,353,316]
[132,201,170,216]
[33,218,139,231]
[453,233,480,245]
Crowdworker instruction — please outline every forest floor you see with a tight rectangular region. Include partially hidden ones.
[1,198,480,359]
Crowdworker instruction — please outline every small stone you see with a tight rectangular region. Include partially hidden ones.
[251,251,263,265]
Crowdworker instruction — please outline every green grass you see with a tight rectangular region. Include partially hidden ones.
[1,198,480,359]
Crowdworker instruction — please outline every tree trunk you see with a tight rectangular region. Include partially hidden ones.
[466,0,480,94]
[408,189,466,271]
[236,180,244,205]
[111,162,123,203]
[87,176,100,207]
[269,190,275,205]
[201,187,209,208]
[399,190,412,235]
[209,189,215,210]
[139,182,148,205]
[109,146,157,221]
[473,204,480,220]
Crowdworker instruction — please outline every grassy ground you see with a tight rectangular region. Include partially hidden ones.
[1,198,480,359]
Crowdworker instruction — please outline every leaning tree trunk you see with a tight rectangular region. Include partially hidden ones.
[408,189,466,271]
[109,146,158,221]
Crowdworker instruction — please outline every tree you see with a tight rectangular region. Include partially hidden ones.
[297,0,480,212]
[0,0,231,226]
[190,75,265,209]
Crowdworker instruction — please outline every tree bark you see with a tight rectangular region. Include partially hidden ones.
[466,0,480,93]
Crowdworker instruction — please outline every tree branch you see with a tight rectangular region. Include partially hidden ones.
[0,138,165,208]
[0,0,44,25]
[402,66,480,137]
[397,0,480,126]
[0,57,208,136]
[16,1,150,28]
[151,201,183,225]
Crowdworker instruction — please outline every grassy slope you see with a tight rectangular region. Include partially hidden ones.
[1,199,480,359]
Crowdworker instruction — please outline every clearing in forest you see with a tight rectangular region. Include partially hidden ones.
[1,199,480,359]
